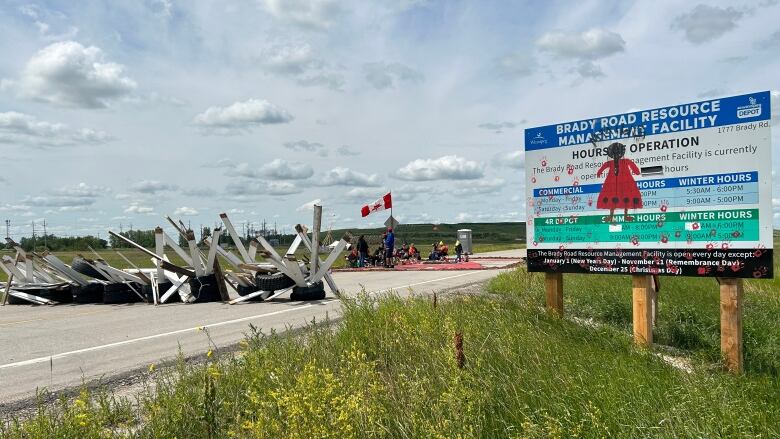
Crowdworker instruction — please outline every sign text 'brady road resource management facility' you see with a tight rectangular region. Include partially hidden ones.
[524,91,773,279]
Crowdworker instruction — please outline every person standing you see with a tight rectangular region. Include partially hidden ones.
[357,235,369,267]
[384,227,395,268]
[455,240,463,263]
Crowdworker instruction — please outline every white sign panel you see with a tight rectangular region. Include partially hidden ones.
[524,91,772,278]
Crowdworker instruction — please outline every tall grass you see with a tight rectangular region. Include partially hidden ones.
[488,266,780,376]
[3,287,779,437]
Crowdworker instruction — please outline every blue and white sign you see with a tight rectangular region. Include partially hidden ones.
[524,91,773,279]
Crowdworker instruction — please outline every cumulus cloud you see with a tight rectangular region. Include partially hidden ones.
[262,0,341,30]
[321,167,381,186]
[0,111,114,147]
[193,99,293,134]
[225,180,303,196]
[393,155,485,181]
[283,140,328,156]
[125,202,155,214]
[574,61,605,78]
[344,187,386,202]
[536,28,625,60]
[260,43,344,90]
[260,159,314,180]
[296,198,322,212]
[173,206,198,216]
[363,62,423,90]
[492,150,525,169]
[233,160,313,180]
[3,41,136,108]
[671,5,743,44]
[130,180,179,194]
[21,182,107,210]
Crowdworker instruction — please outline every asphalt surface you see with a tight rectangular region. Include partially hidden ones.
[0,249,521,406]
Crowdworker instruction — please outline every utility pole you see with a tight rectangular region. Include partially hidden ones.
[4,219,9,239]
[43,219,47,249]
[31,221,36,251]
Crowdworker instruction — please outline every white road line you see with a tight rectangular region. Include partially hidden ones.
[0,305,313,370]
[369,271,485,294]
[0,270,495,370]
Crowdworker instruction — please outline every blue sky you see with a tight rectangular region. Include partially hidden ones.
[0,0,777,240]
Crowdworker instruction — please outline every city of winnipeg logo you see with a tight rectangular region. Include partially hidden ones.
[529,132,548,145]
[736,96,762,119]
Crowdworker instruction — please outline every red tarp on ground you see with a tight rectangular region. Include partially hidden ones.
[393,261,485,271]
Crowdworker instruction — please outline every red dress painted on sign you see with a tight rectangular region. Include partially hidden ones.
[596,159,643,209]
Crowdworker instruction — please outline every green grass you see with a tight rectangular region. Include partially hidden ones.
[3,278,779,437]
[488,266,780,376]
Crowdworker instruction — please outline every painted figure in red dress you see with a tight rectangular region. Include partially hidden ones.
[596,142,643,222]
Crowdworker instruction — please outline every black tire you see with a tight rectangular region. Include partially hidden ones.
[103,283,139,304]
[40,287,74,303]
[74,283,105,303]
[189,274,223,303]
[254,272,295,293]
[6,293,31,305]
[5,287,73,304]
[71,258,108,281]
[290,281,326,301]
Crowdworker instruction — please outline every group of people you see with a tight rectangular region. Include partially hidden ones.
[345,228,466,268]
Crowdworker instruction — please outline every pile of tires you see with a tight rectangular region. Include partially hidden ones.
[74,283,104,303]
[5,286,75,304]
[189,274,222,303]
[103,282,141,304]
[71,258,108,281]
[290,281,326,301]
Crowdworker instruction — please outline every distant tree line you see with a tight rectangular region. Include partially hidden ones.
[16,234,108,252]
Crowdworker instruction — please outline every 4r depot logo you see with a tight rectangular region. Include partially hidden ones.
[736,96,762,119]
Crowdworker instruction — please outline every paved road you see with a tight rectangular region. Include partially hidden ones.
[0,250,521,405]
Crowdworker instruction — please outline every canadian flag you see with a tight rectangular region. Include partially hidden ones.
[361,192,392,217]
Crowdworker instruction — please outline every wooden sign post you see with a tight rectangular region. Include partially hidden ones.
[719,278,743,374]
[631,275,654,347]
[544,272,563,317]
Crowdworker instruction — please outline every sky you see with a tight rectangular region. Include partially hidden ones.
[0,0,778,240]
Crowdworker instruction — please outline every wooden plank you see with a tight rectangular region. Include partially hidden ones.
[42,254,89,286]
[285,234,302,257]
[632,274,653,346]
[163,232,194,266]
[8,290,57,305]
[248,239,258,262]
[160,274,189,303]
[1,256,15,305]
[155,227,165,281]
[294,228,340,296]
[220,213,251,263]
[544,272,563,317]
[283,258,308,287]
[212,258,230,302]
[311,204,322,274]
[114,251,151,284]
[309,237,348,284]
[719,277,743,374]
[186,230,205,277]
[205,228,222,273]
